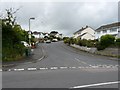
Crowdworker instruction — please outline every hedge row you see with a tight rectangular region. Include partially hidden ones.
[63,35,120,51]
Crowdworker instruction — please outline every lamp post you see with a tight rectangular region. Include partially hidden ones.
[28,17,35,55]
[29,17,35,46]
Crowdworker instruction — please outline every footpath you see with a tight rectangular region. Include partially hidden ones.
[70,44,119,59]
[2,43,44,69]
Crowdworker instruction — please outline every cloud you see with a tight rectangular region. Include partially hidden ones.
[0,1,118,36]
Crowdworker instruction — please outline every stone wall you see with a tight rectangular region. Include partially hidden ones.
[71,44,118,57]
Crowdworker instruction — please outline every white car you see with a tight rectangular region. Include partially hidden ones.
[52,39,58,42]
[46,40,51,43]
[21,41,29,47]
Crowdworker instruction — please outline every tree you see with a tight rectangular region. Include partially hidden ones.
[2,8,29,61]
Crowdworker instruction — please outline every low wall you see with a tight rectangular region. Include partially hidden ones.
[71,44,118,57]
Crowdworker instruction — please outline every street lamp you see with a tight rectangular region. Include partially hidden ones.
[29,17,35,46]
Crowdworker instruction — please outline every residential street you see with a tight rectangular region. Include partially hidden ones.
[2,42,119,88]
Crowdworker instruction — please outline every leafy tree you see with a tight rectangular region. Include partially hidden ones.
[2,8,30,61]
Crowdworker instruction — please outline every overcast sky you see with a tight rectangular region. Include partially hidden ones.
[0,0,119,36]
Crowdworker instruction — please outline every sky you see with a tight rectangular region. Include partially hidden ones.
[0,0,119,37]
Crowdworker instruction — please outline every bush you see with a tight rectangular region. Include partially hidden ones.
[69,37,75,44]
[63,37,70,44]
[115,38,120,47]
[100,34,115,47]
[86,40,96,47]
[96,42,106,50]
[96,34,115,50]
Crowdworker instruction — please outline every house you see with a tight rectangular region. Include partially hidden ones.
[73,26,95,40]
[50,31,58,37]
[95,22,120,39]
[50,31,63,39]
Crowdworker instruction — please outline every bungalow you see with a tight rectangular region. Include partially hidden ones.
[95,22,120,39]
[73,26,95,40]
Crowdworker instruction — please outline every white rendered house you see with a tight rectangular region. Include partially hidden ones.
[73,26,95,40]
[95,22,120,39]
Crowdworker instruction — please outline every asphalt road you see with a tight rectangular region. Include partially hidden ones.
[2,41,119,88]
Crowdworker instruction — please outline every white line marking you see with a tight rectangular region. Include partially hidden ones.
[8,69,11,71]
[75,58,87,64]
[50,67,58,70]
[90,66,99,68]
[78,67,84,68]
[38,45,45,61]
[69,67,76,69]
[38,56,44,61]
[60,67,68,69]
[40,68,47,70]
[71,81,120,88]
[14,68,25,71]
[27,68,37,71]
[84,67,90,69]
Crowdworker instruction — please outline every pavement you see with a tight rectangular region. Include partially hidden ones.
[2,41,119,88]
[2,44,45,70]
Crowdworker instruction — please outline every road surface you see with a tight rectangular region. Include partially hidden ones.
[2,42,119,88]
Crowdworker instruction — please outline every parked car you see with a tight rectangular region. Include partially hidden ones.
[52,39,58,42]
[21,41,29,47]
[46,40,51,43]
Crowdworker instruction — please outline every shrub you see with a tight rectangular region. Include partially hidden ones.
[100,34,115,47]
[63,37,70,44]
[96,34,115,50]
[75,38,80,45]
[86,40,95,47]
[115,38,120,47]
[96,42,106,50]
[69,37,75,44]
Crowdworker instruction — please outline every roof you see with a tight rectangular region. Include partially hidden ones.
[74,26,89,35]
[96,22,120,31]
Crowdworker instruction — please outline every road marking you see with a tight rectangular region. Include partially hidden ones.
[75,58,87,65]
[70,81,120,88]
[38,45,45,61]
[78,67,84,68]
[8,69,11,71]
[69,67,76,69]
[40,67,48,70]
[50,67,58,70]
[60,67,68,69]
[14,68,24,71]
[90,65,99,68]
[38,55,44,61]
[2,64,118,72]
[27,68,37,71]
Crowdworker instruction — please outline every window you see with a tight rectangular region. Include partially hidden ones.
[103,30,107,33]
[110,27,117,32]
[97,31,100,34]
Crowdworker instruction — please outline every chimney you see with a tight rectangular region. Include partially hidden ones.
[86,25,88,28]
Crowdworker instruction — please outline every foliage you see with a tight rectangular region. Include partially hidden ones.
[115,38,120,47]
[63,37,96,47]
[63,34,118,51]
[96,34,115,50]
[63,37,70,44]
[2,8,35,61]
